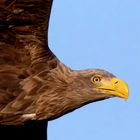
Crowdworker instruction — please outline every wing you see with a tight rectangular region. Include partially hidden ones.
[0,0,57,124]
[0,0,57,72]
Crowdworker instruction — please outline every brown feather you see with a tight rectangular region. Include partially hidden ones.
[0,0,56,70]
[0,0,127,126]
[0,0,58,124]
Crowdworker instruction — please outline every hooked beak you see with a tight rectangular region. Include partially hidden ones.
[98,78,129,99]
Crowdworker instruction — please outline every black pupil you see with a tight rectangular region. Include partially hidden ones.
[94,77,100,82]
[95,78,99,81]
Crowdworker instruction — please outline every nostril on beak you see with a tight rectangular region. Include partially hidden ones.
[114,80,119,84]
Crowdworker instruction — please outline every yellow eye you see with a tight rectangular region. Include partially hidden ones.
[91,76,101,83]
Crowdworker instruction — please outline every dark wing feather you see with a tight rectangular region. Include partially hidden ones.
[0,0,56,71]
[0,0,57,124]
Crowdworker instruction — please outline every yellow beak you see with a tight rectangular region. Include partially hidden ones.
[98,78,129,99]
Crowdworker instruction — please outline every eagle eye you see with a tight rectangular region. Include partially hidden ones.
[91,75,101,83]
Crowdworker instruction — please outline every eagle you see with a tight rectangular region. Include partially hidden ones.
[0,0,129,140]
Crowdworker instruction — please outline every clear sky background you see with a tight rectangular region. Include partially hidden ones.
[48,0,140,140]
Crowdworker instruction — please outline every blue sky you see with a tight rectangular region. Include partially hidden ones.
[48,0,140,140]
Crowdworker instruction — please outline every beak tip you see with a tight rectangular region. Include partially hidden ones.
[113,78,129,100]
